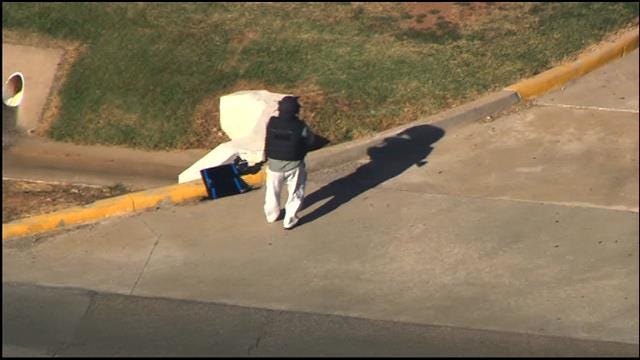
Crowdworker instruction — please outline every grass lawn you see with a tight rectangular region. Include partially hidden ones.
[2,2,638,150]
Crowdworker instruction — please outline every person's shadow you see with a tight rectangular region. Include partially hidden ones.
[300,124,445,226]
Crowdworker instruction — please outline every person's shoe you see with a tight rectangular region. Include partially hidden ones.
[266,214,279,223]
[267,209,286,223]
[283,216,299,230]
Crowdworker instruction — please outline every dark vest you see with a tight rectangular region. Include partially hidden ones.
[265,116,306,161]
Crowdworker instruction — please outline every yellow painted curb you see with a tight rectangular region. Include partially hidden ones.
[507,29,639,99]
[3,169,266,241]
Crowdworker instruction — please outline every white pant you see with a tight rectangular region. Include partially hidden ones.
[264,164,307,228]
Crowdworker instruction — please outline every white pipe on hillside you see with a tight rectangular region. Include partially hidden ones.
[3,72,25,107]
[3,72,25,147]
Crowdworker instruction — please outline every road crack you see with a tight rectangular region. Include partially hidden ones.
[49,290,98,356]
[247,335,262,356]
[247,310,281,356]
[130,219,161,296]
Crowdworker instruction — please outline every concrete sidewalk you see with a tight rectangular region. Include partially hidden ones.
[3,49,638,355]
[2,136,208,190]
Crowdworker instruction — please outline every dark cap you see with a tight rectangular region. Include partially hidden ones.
[278,96,300,118]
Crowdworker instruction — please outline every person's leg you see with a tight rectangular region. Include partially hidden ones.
[283,164,307,229]
[264,167,284,223]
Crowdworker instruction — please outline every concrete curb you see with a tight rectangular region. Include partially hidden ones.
[2,171,265,241]
[506,28,639,99]
[4,28,638,241]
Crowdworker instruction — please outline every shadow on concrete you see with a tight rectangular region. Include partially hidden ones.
[2,104,19,149]
[301,124,445,226]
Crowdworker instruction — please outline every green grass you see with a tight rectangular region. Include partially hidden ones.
[3,2,638,149]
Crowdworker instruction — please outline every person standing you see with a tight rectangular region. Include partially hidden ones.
[263,96,314,229]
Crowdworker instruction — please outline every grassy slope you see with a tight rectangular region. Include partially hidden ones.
[2,2,638,150]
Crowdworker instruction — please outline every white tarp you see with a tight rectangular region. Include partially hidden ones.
[178,90,290,183]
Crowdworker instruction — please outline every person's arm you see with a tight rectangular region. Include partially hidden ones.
[264,117,274,160]
[302,125,315,149]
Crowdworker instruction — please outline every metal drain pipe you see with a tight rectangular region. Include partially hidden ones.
[2,72,25,148]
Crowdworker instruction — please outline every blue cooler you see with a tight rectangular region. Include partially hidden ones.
[200,163,250,200]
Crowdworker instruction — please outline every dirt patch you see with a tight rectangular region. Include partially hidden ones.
[186,80,331,148]
[400,2,492,31]
[185,79,280,149]
[293,83,328,126]
[38,43,86,137]
[2,179,131,224]
[187,94,229,149]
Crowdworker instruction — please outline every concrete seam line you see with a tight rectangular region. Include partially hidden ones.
[506,28,639,99]
[2,173,264,241]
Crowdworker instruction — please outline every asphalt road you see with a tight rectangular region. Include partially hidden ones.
[3,283,638,357]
